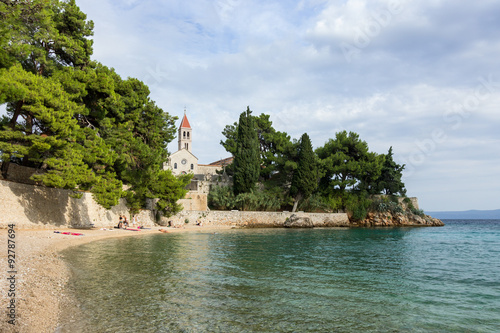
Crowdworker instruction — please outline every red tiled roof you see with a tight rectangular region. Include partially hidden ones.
[209,157,233,166]
[179,114,191,129]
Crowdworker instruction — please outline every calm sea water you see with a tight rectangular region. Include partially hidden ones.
[59,220,500,332]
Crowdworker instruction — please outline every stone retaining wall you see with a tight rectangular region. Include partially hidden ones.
[2,179,435,230]
[0,180,155,229]
[161,210,350,228]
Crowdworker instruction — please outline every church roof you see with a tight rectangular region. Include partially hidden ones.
[208,156,233,166]
[179,113,191,129]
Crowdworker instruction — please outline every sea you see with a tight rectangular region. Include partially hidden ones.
[58,220,500,332]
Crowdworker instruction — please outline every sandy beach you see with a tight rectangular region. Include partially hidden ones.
[0,225,233,333]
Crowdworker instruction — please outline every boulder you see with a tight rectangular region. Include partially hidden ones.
[284,214,314,228]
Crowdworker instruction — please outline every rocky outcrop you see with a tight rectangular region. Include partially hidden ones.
[284,214,314,228]
[357,211,444,227]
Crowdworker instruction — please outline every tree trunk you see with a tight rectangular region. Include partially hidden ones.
[1,161,9,179]
[291,193,302,212]
[8,101,23,129]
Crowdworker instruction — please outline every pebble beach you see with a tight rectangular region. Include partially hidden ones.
[0,225,232,333]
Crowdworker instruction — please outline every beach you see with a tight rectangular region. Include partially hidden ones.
[0,225,233,333]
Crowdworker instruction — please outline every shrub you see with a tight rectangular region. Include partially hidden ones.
[345,192,372,221]
[235,189,283,211]
[326,195,343,212]
[208,185,235,210]
[298,193,329,212]
[372,197,403,215]
[411,208,425,217]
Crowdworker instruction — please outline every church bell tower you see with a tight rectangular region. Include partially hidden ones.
[178,110,192,152]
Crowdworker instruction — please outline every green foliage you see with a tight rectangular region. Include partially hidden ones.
[374,147,406,196]
[298,193,329,212]
[208,185,236,210]
[208,185,282,211]
[0,0,187,214]
[234,190,282,211]
[233,107,260,195]
[371,196,406,216]
[316,131,383,193]
[290,133,318,211]
[326,194,343,212]
[374,201,403,215]
[221,111,295,181]
[411,208,425,217]
[344,192,372,221]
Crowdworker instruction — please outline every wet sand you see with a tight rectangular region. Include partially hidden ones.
[0,225,233,333]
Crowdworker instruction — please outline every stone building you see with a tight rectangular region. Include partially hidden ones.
[167,112,198,176]
[164,111,232,200]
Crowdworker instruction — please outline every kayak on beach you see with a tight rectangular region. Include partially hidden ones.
[54,231,84,236]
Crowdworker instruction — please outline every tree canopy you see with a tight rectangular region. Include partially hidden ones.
[316,130,383,193]
[217,113,407,216]
[0,0,189,215]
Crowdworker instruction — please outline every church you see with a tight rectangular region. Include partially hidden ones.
[166,112,198,176]
[164,111,232,194]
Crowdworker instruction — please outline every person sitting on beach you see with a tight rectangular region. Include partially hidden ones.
[123,215,129,227]
[117,215,124,229]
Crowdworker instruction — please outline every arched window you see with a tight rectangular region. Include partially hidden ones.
[183,131,186,139]
[185,143,188,150]
[190,164,194,170]
[187,132,190,139]
[174,163,177,169]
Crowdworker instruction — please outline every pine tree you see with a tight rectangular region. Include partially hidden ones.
[0,0,187,213]
[375,146,406,196]
[290,133,318,212]
[233,107,260,196]
[316,130,383,193]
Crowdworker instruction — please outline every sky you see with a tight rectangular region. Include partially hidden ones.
[68,1,500,211]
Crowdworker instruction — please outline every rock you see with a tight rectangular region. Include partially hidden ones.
[284,214,314,228]
[357,211,444,227]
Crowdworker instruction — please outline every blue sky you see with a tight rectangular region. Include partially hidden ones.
[56,1,500,211]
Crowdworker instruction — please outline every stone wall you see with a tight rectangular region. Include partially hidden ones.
[178,192,208,211]
[0,163,44,185]
[0,180,155,229]
[371,194,420,210]
[1,177,436,230]
[160,210,350,228]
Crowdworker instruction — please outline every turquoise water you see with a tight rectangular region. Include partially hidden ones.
[60,220,500,332]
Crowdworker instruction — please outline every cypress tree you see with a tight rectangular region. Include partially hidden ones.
[290,133,318,212]
[375,146,406,195]
[233,107,260,196]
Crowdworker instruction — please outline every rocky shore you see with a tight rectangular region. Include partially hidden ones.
[282,212,444,228]
[357,211,444,227]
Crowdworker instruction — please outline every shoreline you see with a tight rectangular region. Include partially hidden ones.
[0,225,234,333]
[0,219,443,332]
